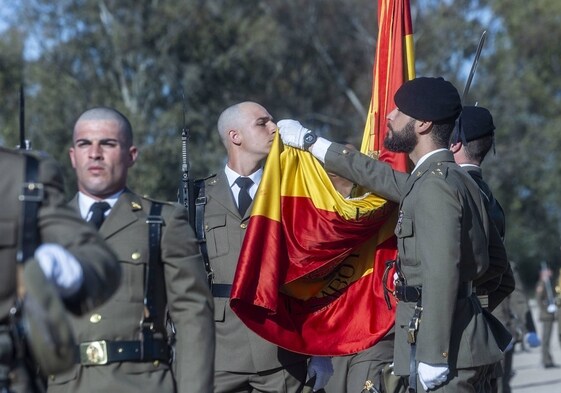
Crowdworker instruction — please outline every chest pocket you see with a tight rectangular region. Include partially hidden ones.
[205,214,229,258]
[395,217,419,267]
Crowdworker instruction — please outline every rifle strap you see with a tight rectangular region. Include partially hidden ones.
[17,154,42,265]
[141,202,164,359]
[407,299,423,393]
[194,180,213,286]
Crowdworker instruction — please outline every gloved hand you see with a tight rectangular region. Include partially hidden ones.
[418,362,449,391]
[277,119,313,150]
[307,356,334,392]
[547,303,557,314]
[525,332,541,348]
[35,243,84,298]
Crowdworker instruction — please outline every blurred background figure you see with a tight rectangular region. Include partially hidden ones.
[536,264,559,368]
[492,261,540,393]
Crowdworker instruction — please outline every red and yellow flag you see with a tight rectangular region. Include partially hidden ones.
[362,0,415,167]
[230,0,415,355]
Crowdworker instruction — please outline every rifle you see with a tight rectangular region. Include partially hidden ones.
[178,91,196,229]
[18,83,31,150]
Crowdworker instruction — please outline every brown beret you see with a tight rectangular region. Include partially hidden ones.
[394,77,462,122]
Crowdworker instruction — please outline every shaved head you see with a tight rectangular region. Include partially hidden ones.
[74,107,133,147]
[217,101,260,146]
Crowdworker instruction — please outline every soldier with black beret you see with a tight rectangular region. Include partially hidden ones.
[278,77,512,392]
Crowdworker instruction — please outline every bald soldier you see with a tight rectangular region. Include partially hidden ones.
[279,77,511,392]
[1,146,119,392]
[199,101,332,392]
[47,107,214,393]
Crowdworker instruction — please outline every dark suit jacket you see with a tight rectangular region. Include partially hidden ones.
[203,170,308,373]
[324,145,509,374]
[48,190,214,393]
[0,147,119,321]
[464,166,514,311]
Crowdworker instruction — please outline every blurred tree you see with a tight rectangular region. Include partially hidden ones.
[2,0,561,289]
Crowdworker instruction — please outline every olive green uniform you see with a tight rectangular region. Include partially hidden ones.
[0,148,120,391]
[324,145,510,392]
[48,190,214,393]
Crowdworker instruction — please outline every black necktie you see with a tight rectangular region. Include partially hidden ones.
[89,201,110,230]
[235,177,253,216]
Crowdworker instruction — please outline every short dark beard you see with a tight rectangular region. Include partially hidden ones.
[384,119,416,153]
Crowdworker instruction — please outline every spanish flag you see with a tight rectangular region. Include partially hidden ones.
[230,0,415,355]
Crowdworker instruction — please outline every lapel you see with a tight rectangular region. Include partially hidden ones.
[68,190,143,238]
[207,170,248,219]
[401,150,455,202]
[100,190,144,239]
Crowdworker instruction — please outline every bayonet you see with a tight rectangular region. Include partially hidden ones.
[462,30,487,102]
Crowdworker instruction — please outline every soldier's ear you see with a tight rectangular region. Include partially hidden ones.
[229,129,242,146]
[449,141,462,153]
[127,145,139,167]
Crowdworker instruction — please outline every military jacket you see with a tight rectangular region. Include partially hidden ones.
[325,145,508,375]
[0,147,119,320]
[48,190,214,393]
[202,170,308,373]
[0,147,119,391]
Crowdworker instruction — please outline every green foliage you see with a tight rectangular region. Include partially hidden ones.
[2,0,561,289]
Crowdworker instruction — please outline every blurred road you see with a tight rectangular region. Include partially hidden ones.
[510,299,561,392]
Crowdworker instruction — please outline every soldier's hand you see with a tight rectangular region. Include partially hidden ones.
[278,119,313,150]
[418,362,449,390]
[307,356,334,391]
[35,243,84,298]
[524,332,541,348]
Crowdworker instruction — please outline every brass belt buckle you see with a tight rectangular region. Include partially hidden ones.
[80,340,108,365]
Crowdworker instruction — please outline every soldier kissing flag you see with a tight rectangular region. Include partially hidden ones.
[230,0,415,356]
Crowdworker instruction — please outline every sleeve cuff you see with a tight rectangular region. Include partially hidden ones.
[309,137,331,163]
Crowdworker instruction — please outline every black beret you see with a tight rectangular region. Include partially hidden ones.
[459,106,495,142]
[394,77,462,122]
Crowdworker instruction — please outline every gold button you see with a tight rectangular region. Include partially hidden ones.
[132,252,141,260]
[240,223,247,229]
[153,360,160,367]
[442,352,448,358]
[89,314,102,323]
[205,224,209,231]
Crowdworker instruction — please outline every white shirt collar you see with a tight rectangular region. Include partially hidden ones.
[78,190,124,220]
[224,165,263,199]
[412,148,448,173]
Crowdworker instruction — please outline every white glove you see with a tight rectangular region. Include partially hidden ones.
[547,303,557,314]
[35,243,84,298]
[277,119,313,150]
[307,356,334,391]
[418,362,449,391]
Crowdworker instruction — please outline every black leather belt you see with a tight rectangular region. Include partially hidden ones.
[212,284,232,298]
[77,339,170,366]
[395,285,422,302]
[395,282,473,303]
